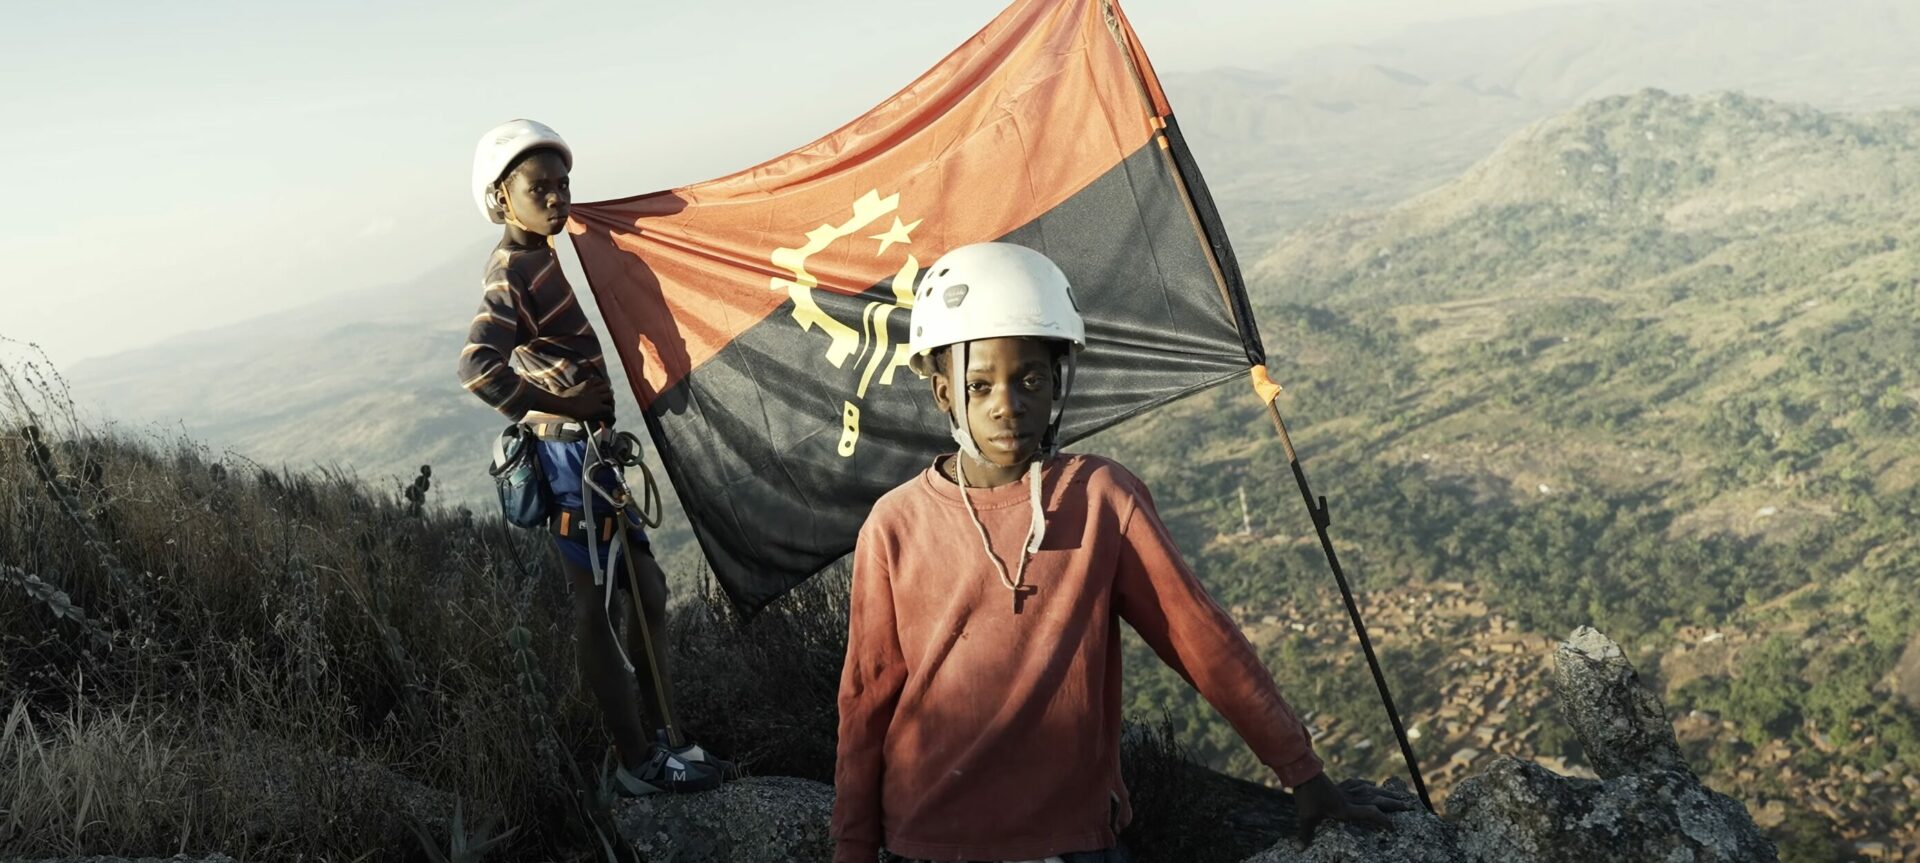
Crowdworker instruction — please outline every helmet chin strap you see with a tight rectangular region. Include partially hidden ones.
[497,185,535,232]
[948,343,985,461]
[1025,350,1077,554]
[1040,350,1078,456]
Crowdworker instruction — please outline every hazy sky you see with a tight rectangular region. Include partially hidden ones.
[4,0,1586,370]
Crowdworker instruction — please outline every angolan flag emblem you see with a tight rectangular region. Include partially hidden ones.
[771,189,927,459]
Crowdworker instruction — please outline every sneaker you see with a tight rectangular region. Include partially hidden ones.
[612,742,724,796]
[657,729,740,781]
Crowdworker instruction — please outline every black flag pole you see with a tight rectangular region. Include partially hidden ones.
[1162,165,1437,814]
[1260,398,1435,813]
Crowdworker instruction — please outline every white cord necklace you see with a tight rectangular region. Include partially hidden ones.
[954,454,1045,613]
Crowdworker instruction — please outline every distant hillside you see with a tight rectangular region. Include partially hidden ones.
[68,241,493,492]
[1256,89,1920,306]
[1163,0,1920,245]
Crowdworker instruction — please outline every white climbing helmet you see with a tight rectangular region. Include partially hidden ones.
[907,242,1086,460]
[907,242,1086,376]
[471,119,572,222]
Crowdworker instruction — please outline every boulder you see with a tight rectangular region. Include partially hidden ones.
[1551,625,1688,778]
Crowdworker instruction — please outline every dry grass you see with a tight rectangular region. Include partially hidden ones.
[1,697,195,856]
[0,344,608,861]
[668,570,851,783]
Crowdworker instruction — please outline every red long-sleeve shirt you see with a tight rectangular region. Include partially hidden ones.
[832,454,1323,862]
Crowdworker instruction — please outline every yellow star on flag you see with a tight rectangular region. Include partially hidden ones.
[869,216,922,256]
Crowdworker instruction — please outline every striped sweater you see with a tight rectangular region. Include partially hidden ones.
[457,239,607,419]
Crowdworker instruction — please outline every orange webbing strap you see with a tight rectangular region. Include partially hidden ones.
[1250,364,1284,406]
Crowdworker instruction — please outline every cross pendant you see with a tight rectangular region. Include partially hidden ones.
[1012,584,1037,614]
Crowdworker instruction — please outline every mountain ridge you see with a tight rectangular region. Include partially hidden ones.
[1255,89,1920,307]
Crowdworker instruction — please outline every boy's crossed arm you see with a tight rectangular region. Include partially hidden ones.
[457,285,614,423]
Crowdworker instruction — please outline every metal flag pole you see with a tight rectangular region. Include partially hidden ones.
[1260,389,1434,812]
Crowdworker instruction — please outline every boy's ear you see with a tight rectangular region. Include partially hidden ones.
[930,370,952,413]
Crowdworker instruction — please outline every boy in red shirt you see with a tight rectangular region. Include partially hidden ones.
[832,243,1407,862]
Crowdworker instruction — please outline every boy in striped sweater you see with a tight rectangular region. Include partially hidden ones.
[461,119,725,796]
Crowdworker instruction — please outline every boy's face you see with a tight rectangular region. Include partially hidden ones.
[498,149,571,235]
[932,337,1057,468]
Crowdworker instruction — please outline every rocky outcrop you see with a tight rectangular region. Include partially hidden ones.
[1448,758,1774,863]
[1240,626,1774,863]
[1429,628,1772,863]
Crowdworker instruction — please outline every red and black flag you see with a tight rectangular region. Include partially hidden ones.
[570,0,1272,613]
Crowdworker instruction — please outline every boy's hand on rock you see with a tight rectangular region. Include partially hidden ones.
[1293,773,1414,843]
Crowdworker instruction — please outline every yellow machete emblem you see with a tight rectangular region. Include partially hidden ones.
[769,190,925,457]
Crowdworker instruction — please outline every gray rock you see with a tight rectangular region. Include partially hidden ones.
[1430,628,1774,863]
[1553,625,1687,779]
[614,776,833,863]
[1448,758,1776,863]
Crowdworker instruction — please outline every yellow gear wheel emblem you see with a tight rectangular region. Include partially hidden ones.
[768,190,926,457]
